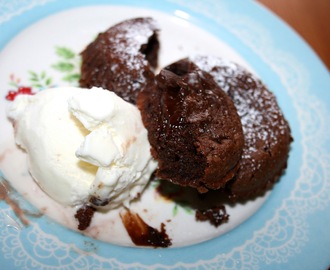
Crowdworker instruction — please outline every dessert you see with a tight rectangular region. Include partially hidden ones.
[137,60,245,193]
[3,16,293,247]
[7,87,157,211]
[195,205,229,227]
[79,17,159,104]
[192,55,292,200]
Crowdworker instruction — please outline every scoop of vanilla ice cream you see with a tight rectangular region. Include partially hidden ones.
[7,87,95,206]
[68,88,157,208]
[7,86,157,209]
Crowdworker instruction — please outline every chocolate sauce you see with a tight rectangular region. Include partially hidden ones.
[0,178,29,226]
[75,205,96,230]
[195,205,229,227]
[120,210,172,248]
[89,196,109,207]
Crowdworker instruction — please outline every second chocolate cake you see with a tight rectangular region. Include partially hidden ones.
[193,55,292,200]
[79,17,159,104]
[138,60,244,192]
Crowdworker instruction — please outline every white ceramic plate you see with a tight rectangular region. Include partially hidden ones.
[0,0,329,269]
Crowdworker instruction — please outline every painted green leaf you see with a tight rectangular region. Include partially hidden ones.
[45,77,52,85]
[28,71,38,80]
[62,73,80,82]
[28,70,37,77]
[181,205,193,214]
[52,62,74,72]
[173,204,178,216]
[55,47,75,59]
[151,180,161,188]
[9,81,18,87]
[32,83,43,89]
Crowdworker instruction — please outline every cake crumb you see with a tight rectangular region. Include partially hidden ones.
[195,205,229,227]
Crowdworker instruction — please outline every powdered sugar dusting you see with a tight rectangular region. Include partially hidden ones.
[104,17,158,88]
[108,19,155,69]
[193,55,291,197]
[80,17,159,104]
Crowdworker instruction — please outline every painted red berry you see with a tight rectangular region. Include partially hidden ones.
[18,86,32,94]
[5,91,17,101]
[5,86,34,101]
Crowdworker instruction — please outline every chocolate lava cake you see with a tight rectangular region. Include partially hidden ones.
[137,60,244,193]
[79,17,159,104]
[192,56,292,200]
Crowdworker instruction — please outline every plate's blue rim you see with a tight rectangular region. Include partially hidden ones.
[0,0,330,269]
